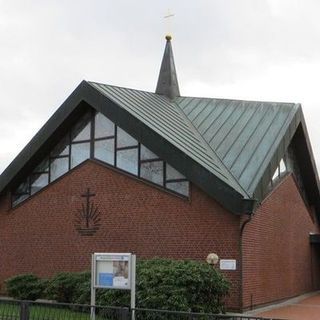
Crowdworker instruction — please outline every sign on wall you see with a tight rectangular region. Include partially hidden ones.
[219,259,237,270]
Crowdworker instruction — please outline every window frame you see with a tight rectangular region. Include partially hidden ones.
[11,109,190,207]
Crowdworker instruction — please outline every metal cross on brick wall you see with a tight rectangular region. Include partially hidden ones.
[74,188,101,236]
[81,188,96,228]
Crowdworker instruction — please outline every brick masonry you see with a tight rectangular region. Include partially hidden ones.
[0,161,319,311]
[242,173,320,310]
[0,160,241,309]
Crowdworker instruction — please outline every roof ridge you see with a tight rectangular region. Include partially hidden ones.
[89,82,299,107]
[177,95,298,106]
[88,81,157,95]
[172,100,250,198]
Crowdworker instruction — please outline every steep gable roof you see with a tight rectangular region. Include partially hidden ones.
[175,97,299,197]
[0,80,319,218]
[89,82,248,197]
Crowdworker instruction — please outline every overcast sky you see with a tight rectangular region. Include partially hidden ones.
[1,0,320,174]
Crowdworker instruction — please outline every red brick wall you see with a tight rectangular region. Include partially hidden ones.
[242,174,320,310]
[0,160,241,309]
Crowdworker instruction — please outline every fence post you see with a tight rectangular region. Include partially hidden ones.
[19,301,29,320]
[120,307,129,320]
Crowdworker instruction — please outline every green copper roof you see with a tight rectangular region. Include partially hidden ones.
[89,82,248,197]
[0,80,319,216]
[87,82,320,214]
[175,96,299,197]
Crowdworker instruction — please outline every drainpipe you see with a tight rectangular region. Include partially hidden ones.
[239,212,253,312]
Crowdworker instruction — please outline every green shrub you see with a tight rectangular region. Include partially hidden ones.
[5,258,230,314]
[75,258,229,314]
[5,274,45,300]
[136,259,229,313]
[73,274,91,305]
[45,271,90,303]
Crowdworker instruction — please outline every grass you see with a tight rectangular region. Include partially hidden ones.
[0,302,19,319]
[0,302,120,320]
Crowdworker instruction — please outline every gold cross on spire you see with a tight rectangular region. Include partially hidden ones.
[164,9,175,40]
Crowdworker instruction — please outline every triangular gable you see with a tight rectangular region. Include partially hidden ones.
[0,81,254,214]
[1,81,319,217]
[175,96,320,217]
[11,109,190,206]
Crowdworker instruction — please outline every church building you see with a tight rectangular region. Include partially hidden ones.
[0,36,320,311]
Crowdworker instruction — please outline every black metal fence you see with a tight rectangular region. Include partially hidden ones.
[133,308,283,320]
[0,299,284,320]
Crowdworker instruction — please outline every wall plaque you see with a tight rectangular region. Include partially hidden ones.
[220,259,237,270]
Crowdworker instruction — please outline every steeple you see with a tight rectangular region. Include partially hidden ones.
[155,35,180,99]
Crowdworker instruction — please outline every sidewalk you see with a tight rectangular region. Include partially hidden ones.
[246,291,320,320]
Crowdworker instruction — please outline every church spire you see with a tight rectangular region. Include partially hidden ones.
[155,35,180,99]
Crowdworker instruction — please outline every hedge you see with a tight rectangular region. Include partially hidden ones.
[45,271,90,303]
[5,258,229,313]
[5,274,47,301]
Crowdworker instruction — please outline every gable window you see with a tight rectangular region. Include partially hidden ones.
[94,139,114,164]
[268,157,288,189]
[71,112,91,142]
[11,110,189,207]
[116,148,139,175]
[50,157,69,182]
[140,160,164,186]
[70,142,91,168]
[12,179,30,206]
